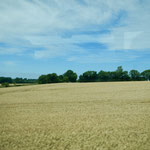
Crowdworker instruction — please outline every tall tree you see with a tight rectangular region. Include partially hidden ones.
[114,66,130,81]
[141,70,150,81]
[79,71,97,82]
[14,78,24,83]
[98,71,110,81]
[38,75,47,84]
[63,70,77,82]
[129,70,141,81]
[46,73,59,83]
[0,77,12,83]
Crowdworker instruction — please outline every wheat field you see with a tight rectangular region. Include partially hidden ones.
[0,82,150,150]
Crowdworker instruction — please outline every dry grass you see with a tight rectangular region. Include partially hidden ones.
[0,81,150,150]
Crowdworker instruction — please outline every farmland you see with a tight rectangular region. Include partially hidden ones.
[0,82,150,150]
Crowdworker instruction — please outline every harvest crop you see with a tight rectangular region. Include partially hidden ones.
[0,82,150,150]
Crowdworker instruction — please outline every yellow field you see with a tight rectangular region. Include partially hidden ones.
[0,82,150,150]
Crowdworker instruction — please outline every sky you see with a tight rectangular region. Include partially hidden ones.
[0,0,150,78]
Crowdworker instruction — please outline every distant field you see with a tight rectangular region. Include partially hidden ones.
[0,82,150,150]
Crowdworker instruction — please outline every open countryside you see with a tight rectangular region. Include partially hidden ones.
[0,81,150,150]
[1,0,150,150]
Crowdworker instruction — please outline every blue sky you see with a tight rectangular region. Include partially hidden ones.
[0,0,150,78]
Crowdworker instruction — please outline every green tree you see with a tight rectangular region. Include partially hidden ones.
[58,75,69,82]
[121,71,130,81]
[141,70,150,81]
[58,75,64,82]
[63,70,77,82]
[46,73,59,83]
[114,66,130,81]
[114,66,123,81]
[79,71,97,82]
[14,78,24,83]
[98,71,110,81]
[63,76,69,82]
[129,70,141,81]
[1,82,9,87]
[0,77,12,83]
[38,75,47,84]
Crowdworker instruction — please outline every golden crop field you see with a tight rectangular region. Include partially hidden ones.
[0,82,150,150]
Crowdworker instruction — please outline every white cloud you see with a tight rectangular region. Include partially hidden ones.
[0,0,115,36]
[99,0,150,50]
[0,0,150,59]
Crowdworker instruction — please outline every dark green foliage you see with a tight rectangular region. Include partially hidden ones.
[1,82,9,87]
[38,70,77,84]
[120,71,130,81]
[0,77,12,83]
[141,70,150,80]
[98,68,130,82]
[58,75,69,82]
[38,75,47,84]
[37,67,150,84]
[129,70,141,81]
[58,75,64,82]
[0,77,37,86]
[14,78,25,83]
[27,79,37,83]
[79,71,98,82]
[113,66,130,81]
[38,73,59,84]
[13,78,37,83]
[63,70,77,82]
[46,73,59,83]
[2,67,149,85]
[114,66,124,81]
[98,71,111,81]
[62,76,69,82]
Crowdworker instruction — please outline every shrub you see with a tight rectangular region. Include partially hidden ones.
[1,82,9,87]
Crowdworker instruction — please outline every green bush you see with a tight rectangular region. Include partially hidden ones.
[1,82,9,87]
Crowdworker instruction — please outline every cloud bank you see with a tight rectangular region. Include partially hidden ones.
[0,0,150,62]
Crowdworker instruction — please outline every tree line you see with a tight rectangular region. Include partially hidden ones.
[0,66,150,85]
[38,70,77,84]
[0,77,37,84]
[38,66,150,84]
